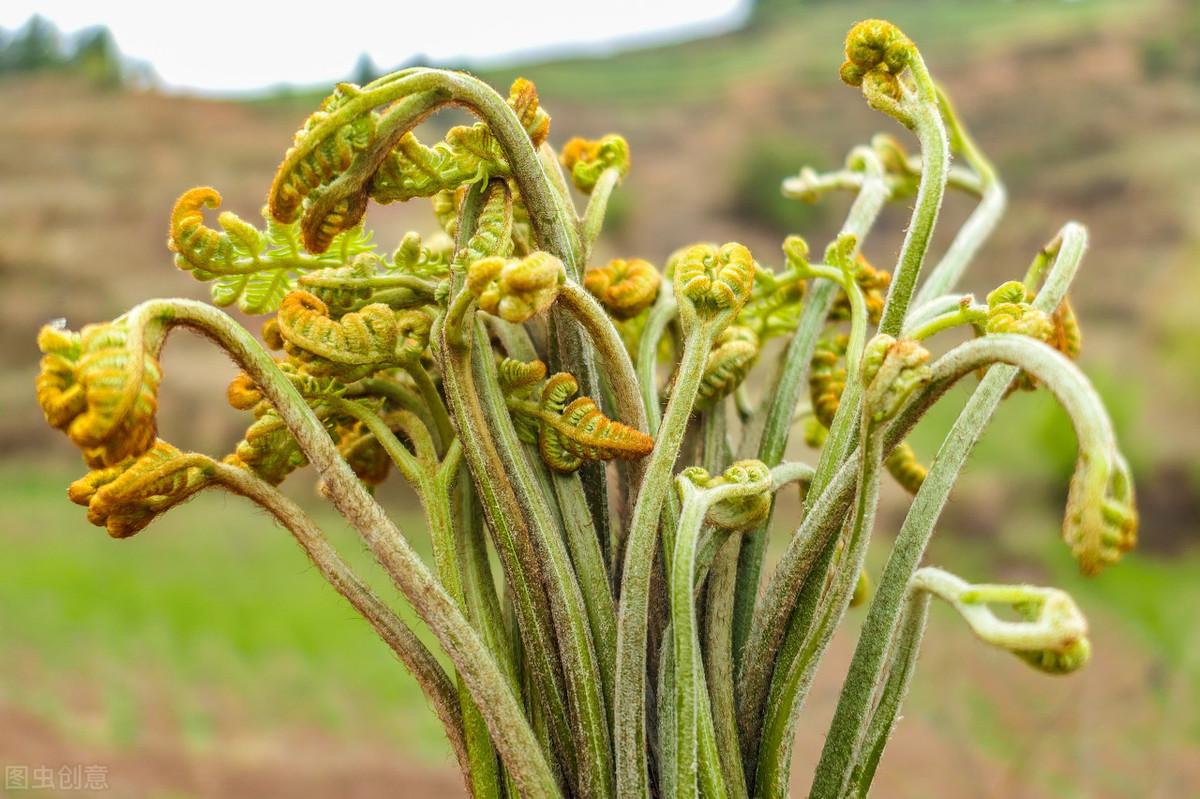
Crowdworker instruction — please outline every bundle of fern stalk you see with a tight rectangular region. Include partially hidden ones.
[35,18,1138,799]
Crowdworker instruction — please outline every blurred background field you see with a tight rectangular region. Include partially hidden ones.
[1,0,1199,796]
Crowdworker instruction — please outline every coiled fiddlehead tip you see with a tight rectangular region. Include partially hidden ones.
[985,281,1055,341]
[508,77,551,148]
[276,290,402,379]
[1065,454,1137,576]
[497,357,548,397]
[583,258,661,320]
[916,568,1092,676]
[862,334,932,423]
[696,325,760,410]
[679,460,773,532]
[168,186,231,272]
[69,440,215,538]
[843,19,915,81]
[519,371,653,473]
[673,242,756,319]
[468,252,565,323]
[560,134,631,193]
[227,372,264,411]
[37,320,161,468]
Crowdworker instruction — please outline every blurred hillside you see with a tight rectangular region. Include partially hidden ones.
[3,0,1198,540]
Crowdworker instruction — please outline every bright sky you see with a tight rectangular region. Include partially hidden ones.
[2,0,749,94]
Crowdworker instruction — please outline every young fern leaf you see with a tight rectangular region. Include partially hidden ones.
[275,290,431,380]
[583,258,661,320]
[911,567,1091,675]
[36,322,161,468]
[505,370,654,473]
[830,254,891,325]
[68,440,215,538]
[168,187,378,314]
[695,325,760,410]
[371,80,551,205]
[560,134,631,193]
[466,252,564,323]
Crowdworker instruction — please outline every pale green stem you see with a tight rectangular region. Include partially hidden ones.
[729,146,888,667]
[809,224,1089,798]
[913,86,1006,306]
[753,428,884,797]
[615,319,724,799]
[125,299,560,799]
[876,63,950,337]
[637,294,679,436]
[580,166,622,259]
[208,462,470,786]
[905,304,986,342]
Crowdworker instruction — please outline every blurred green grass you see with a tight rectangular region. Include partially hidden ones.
[0,464,452,762]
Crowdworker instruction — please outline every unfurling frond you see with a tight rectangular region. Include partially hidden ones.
[36,321,160,468]
[467,252,565,323]
[508,77,551,147]
[276,290,412,379]
[861,335,931,423]
[912,567,1092,675]
[456,182,514,267]
[497,357,547,398]
[583,258,661,320]
[673,242,756,320]
[372,79,550,206]
[884,440,927,494]
[268,82,378,226]
[168,187,377,314]
[678,460,773,532]
[506,370,652,473]
[560,134,631,193]
[68,440,215,538]
[810,333,849,429]
[1050,296,1082,361]
[225,409,315,486]
[696,326,760,410]
[984,281,1054,340]
[1065,451,1138,576]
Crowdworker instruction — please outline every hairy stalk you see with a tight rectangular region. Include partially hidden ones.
[809,225,1089,797]
[729,146,888,666]
[912,86,1005,306]
[119,299,560,799]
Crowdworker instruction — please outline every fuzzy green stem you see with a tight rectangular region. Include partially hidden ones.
[809,225,1089,798]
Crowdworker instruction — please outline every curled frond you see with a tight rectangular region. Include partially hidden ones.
[884,440,927,494]
[912,567,1092,675]
[393,231,454,278]
[276,290,402,378]
[508,77,551,148]
[225,409,310,486]
[298,254,381,315]
[497,357,547,398]
[738,248,807,340]
[831,254,891,325]
[168,187,377,314]
[810,332,849,429]
[696,325,760,410]
[1066,451,1138,576]
[984,281,1054,340]
[269,82,378,225]
[839,19,917,115]
[68,440,215,538]
[457,181,514,267]
[560,134,631,193]
[583,258,661,320]
[677,460,773,532]
[861,334,931,423]
[36,321,161,468]
[506,371,652,473]
[673,242,756,321]
[1050,296,1082,361]
[467,252,565,323]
